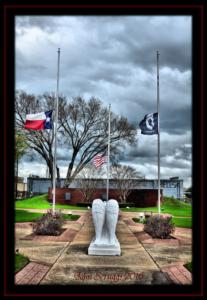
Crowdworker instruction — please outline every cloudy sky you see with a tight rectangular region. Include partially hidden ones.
[15,16,192,188]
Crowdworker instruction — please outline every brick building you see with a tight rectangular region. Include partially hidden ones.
[27,177,183,207]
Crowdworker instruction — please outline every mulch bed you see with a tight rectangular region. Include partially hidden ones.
[133,230,191,246]
[20,228,78,242]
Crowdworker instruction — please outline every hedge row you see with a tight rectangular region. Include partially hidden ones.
[76,202,135,208]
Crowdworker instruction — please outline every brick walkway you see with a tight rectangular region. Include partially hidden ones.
[77,213,90,224]
[161,263,192,284]
[15,212,90,285]
[121,214,192,285]
[15,262,50,285]
[15,212,192,285]
[123,219,137,226]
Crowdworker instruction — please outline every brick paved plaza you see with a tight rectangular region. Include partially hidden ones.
[15,211,192,285]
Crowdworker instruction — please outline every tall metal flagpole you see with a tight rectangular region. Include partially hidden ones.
[106,104,111,202]
[52,48,60,215]
[157,51,161,215]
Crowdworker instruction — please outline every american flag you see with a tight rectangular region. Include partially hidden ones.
[93,153,107,168]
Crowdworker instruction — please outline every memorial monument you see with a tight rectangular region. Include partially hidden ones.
[88,105,121,255]
[88,198,121,256]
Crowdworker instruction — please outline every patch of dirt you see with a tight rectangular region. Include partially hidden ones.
[21,228,67,240]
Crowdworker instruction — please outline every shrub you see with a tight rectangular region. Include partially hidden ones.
[132,217,146,224]
[118,202,135,208]
[76,202,92,207]
[184,262,192,273]
[144,215,175,239]
[32,210,65,236]
[70,214,80,221]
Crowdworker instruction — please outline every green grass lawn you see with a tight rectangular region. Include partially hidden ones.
[121,197,192,217]
[15,253,29,273]
[124,197,192,228]
[15,209,80,222]
[15,210,44,222]
[15,195,192,228]
[15,194,87,210]
[15,194,50,209]
[184,262,192,273]
[172,217,192,228]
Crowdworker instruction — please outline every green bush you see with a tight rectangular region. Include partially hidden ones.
[118,202,135,208]
[76,202,92,207]
[132,217,146,224]
[77,202,135,208]
[32,210,65,236]
[144,215,175,239]
[70,215,80,220]
[184,262,192,273]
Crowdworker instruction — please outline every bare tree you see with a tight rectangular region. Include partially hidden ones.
[111,163,143,203]
[15,90,64,185]
[15,130,29,198]
[59,97,137,187]
[76,163,104,203]
[15,92,137,188]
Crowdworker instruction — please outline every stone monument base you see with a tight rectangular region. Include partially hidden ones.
[88,199,121,256]
[88,237,121,256]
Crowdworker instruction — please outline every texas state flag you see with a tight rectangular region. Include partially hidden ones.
[24,110,53,130]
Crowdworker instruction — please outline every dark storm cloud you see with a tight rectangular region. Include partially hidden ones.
[161,105,191,134]
[120,138,191,186]
[16,16,192,187]
[23,151,41,162]
[56,147,71,162]
[127,143,156,159]
[173,144,192,160]
[16,16,59,33]
[123,131,191,181]
[126,41,191,72]
[86,16,191,71]
[124,154,190,170]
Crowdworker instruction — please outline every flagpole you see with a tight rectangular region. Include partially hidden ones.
[106,104,111,202]
[52,48,60,215]
[157,51,161,216]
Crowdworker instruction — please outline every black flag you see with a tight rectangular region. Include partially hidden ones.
[139,112,158,135]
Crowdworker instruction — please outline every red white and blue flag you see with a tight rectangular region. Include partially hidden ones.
[24,110,53,130]
[93,153,107,168]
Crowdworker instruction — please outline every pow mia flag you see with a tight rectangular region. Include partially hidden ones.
[139,112,158,135]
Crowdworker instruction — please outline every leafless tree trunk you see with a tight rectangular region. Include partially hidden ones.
[59,97,137,187]
[76,164,104,202]
[56,165,61,187]
[15,156,19,199]
[15,91,137,188]
[111,163,143,203]
[15,91,63,185]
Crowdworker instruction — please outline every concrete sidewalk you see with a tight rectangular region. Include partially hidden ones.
[15,211,192,285]
[15,207,88,215]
